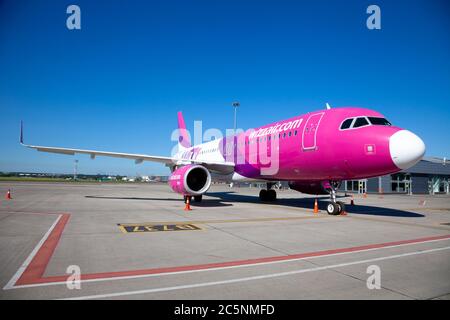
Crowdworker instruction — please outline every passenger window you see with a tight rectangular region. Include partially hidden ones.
[340,118,353,130]
[353,117,369,128]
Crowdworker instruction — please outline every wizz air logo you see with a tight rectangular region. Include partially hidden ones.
[249,119,303,139]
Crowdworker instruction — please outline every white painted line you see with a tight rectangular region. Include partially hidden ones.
[61,245,450,300]
[8,235,450,290]
[3,214,62,290]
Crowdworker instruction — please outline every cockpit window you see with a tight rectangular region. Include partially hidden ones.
[340,118,353,130]
[368,117,391,126]
[340,116,390,130]
[353,117,369,128]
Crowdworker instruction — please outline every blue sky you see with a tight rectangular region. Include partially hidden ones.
[0,0,449,175]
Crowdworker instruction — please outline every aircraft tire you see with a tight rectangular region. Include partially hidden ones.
[259,189,268,201]
[336,201,346,214]
[268,189,277,201]
[326,202,340,215]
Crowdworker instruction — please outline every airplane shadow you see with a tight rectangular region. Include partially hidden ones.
[84,195,233,207]
[206,191,425,218]
[85,192,424,217]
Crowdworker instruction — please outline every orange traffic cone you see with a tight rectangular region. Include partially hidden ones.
[363,193,367,198]
[6,189,12,200]
[184,196,192,211]
[313,199,319,214]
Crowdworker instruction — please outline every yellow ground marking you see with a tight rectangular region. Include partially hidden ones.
[118,214,332,229]
[118,223,204,234]
[346,214,450,231]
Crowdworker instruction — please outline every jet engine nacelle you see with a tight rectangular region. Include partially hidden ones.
[168,164,212,196]
[288,181,329,195]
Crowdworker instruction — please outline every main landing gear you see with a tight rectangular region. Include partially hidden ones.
[325,181,345,215]
[259,183,277,202]
[183,195,203,203]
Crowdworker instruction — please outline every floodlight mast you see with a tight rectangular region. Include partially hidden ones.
[74,159,78,180]
[232,101,240,134]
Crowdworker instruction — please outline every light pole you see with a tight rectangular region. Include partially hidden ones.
[74,159,78,180]
[232,101,240,134]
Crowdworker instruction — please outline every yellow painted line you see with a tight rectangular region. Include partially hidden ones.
[118,214,331,227]
[118,225,128,234]
[119,223,204,233]
[346,215,450,231]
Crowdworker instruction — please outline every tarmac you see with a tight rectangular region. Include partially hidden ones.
[0,181,449,300]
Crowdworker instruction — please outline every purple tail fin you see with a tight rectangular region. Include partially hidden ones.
[177,112,191,149]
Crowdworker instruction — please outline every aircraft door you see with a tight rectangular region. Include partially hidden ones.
[302,112,324,150]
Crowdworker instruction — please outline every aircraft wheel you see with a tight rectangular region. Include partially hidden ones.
[194,195,203,203]
[326,202,340,215]
[259,189,268,201]
[268,189,277,201]
[336,201,346,214]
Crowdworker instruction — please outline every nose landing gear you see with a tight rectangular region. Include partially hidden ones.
[326,201,346,215]
[325,181,346,215]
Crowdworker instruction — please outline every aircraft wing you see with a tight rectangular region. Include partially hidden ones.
[20,123,235,173]
[21,143,235,173]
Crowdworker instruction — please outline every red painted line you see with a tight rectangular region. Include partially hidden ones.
[13,219,450,286]
[15,213,70,285]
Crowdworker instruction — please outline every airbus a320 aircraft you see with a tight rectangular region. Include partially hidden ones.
[21,106,425,215]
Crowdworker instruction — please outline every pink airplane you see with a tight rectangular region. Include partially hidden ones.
[21,106,425,215]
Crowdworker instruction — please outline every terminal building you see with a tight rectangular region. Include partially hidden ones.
[343,157,450,195]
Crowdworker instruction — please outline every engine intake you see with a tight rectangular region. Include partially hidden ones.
[169,164,212,196]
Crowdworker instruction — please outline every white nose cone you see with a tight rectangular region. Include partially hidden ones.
[389,130,426,170]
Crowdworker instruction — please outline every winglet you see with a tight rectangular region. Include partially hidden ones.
[326,103,331,110]
[20,121,24,145]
